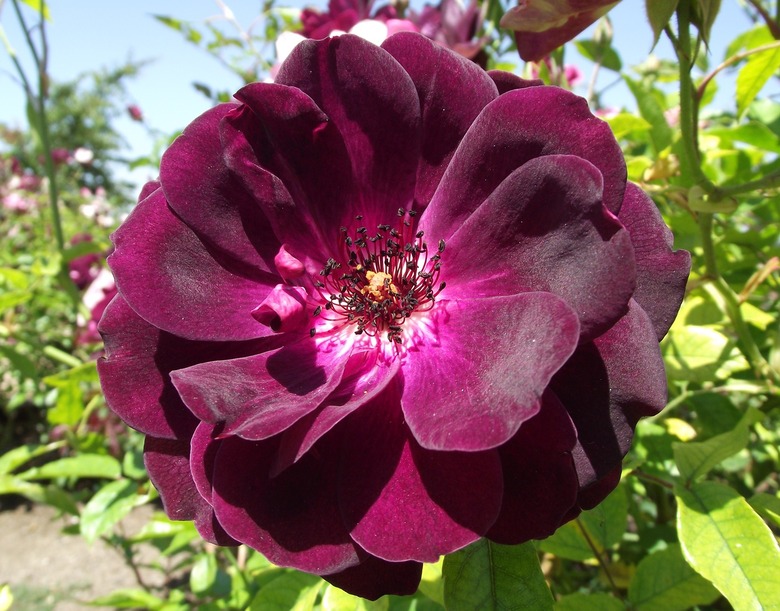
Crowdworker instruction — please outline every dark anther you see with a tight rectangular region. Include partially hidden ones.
[309,328,317,337]
[313,305,322,316]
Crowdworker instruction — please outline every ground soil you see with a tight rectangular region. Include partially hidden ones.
[0,502,164,610]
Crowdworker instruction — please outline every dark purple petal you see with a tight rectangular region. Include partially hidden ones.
[109,187,275,341]
[170,337,348,440]
[159,105,280,271]
[272,349,402,475]
[551,300,667,488]
[501,1,621,62]
[211,434,360,574]
[421,85,626,243]
[486,392,578,544]
[441,154,636,341]
[618,183,690,340]
[381,32,497,210]
[323,554,422,600]
[402,292,580,451]
[339,384,503,562]
[276,35,421,227]
[224,84,355,259]
[97,295,268,439]
[144,436,237,546]
[488,70,544,93]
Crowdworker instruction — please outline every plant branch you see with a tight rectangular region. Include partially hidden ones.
[697,40,780,101]
[575,518,621,598]
[745,0,780,39]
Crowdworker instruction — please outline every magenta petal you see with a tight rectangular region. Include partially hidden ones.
[441,154,636,341]
[323,554,422,600]
[422,86,626,242]
[159,104,278,270]
[170,338,348,440]
[144,436,236,546]
[272,350,402,475]
[486,392,578,544]
[339,390,503,562]
[551,300,667,488]
[381,32,497,210]
[488,70,544,93]
[618,184,691,340]
[276,35,421,227]
[109,187,275,341]
[402,292,580,451]
[211,435,360,574]
[98,295,267,439]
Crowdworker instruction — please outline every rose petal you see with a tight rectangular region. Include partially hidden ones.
[441,154,636,341]
[421,85,626,242]
[211,434,360,574]
[272,348,401,475]
[618,183,690,339]
[276,35,421,228]
[381,32,498,210]
[170,337,348,440]
[486,391,578,544]
[402,292,580,452]
[144,436,236,546]
[109,187,275,341]
[98,295,269,439]
[551,300,666,488]
[323,554,422,600]
[488,70,544,93]
[339,387,503,562]
[159,104,279,271]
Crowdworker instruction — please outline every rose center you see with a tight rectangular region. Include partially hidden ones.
[310,209,445,343]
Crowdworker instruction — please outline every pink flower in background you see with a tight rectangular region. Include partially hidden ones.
[410,0,488,62]
[128,104,144,122]
[501,0,621,62]
[68,234,102,289]
[99,33,688,598]
[299,0,398,39]
[78,268,117,345]
[530,57,584,88]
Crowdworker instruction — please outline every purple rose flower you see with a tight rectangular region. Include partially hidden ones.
[501,0,622,62]
[98,32,689,599]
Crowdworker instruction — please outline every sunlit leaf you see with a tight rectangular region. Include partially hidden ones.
[625,77,673,153]
[673,408,762,483]
[248,571,322,611]
[321,584,389,610]
[736,44,780,118]
[663,325,749,383]
[677,482,780,610]
[645,0,679,48]
[443,540,553,610]
[580,484,628,550]
[80,479,148,543]
[16,454,121,481]
[538,521,593,561]
[627,544,719,611]
[190,552,218,594]
[749,492,780,528]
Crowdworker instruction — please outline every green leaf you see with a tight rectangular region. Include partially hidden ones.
[248,571,322,611]
[554,593,625,611]
[0,584,13,611]
[663,325,749,383]
[418,559,444,605]
[574,40,622,71]
[676,481,780,610]
[443,540,553,610]
[190,552,218,594]
[579,484,628,550]
[749,493,780,527]
[80,479,148,543]
[624,77,673,153]
[673,408,762,483]
[538,521,593,561]
[0,474,46,502]
[16,454,121,481]
[19,0,51,19]
[42,360,98,387]
[737,45,780,118]
[692,0,721,44]
[90,588,166,609]
[645,0,679,48]
[0,441,64,475]
[627,544,719,611]
[322,584,389,610]
[605,113,652,140]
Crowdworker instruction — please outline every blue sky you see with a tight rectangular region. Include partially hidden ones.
[0,0,757,187]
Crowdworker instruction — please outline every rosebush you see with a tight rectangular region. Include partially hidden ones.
[98,32,689,598]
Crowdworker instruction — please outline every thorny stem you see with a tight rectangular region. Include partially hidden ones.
[575,518,620,598]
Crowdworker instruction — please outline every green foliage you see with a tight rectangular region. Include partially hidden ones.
[442,540,553,610]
